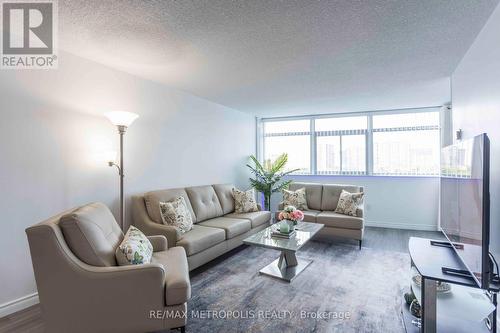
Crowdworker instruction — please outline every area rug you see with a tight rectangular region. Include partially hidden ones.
[186,241,410,333]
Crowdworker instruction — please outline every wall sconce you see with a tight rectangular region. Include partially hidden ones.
[104,111,139,229]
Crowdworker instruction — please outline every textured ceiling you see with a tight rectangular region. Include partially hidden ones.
[59,0,500,116]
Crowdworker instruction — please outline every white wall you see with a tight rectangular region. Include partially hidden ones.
[270,175,440,231]
[0,51,255,316]
[451,2,500,259]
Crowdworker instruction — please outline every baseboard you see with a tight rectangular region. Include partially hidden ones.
[365,220,438,231]
[0,293,39,318]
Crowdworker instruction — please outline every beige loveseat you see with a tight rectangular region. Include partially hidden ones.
[25,202,190,333]
[132,184,272,270]
[277,182,364,249]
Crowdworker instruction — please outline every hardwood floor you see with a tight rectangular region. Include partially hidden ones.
[0,305,43,333]
[0,227,443,333]
[364,226,444,252]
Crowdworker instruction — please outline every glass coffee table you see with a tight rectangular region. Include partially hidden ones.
[243,221,324,282]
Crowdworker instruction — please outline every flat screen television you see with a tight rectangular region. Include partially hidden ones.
[440,133,490,289]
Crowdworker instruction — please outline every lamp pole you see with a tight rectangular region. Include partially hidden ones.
[118,125,126,229]
[105,111,138,231]
[108,127,126,229]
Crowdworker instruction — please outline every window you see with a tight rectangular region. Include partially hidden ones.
[316,116,367,175]
[315,116,367,131]
[260,109,441,176]
[263,119,311,174]
[372,112,440,176]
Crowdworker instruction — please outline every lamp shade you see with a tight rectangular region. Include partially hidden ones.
[104,111,139,127]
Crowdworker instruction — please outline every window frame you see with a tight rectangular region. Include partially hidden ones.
[258,107,442,177]
[262,119,312,174]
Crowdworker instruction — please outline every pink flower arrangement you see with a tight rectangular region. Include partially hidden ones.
[278,205,304,224]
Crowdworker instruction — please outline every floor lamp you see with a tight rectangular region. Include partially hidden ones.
[104,111,139,230]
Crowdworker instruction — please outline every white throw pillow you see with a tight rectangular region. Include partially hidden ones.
[282,187,308,210]
[115,226,153,266]
[232,188,259,213]
[334,190,364,217]
[159,196,193,235]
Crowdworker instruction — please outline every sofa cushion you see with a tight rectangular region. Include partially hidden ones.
[159,196,194,235]
[282,187,308,210]
[321,184,363,211]
[213,184,235,214]
[60,202,123,267]
[335,190,365,217]
[301,209,321,222]
[186,185,223,223]
[232,188,259,213]
[289,183,323,210]
[115,226,153,266]
[151,246,191,305]
[176,225,225,256]
[225,211,271,228]
[316,211,363,230]
[198,217,251,239]
[144,188,197,223]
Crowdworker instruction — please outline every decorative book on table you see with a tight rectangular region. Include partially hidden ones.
[271,229,296,239]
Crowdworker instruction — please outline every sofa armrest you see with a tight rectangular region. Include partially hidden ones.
[147,235,168,252]
[75,263,167,323]
[131,195,180,248]
[88,262,166,284]
[356,206,364,218]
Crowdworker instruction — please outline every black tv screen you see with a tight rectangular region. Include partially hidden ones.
[440,133,490,289]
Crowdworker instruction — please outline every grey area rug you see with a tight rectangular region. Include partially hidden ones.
[185,241,410,333]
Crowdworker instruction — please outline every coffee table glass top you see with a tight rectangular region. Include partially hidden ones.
[243,221,324,252]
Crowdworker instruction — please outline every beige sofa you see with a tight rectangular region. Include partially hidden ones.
[132,184,272,270]
[277,182,364,249]
[25,202,190,333]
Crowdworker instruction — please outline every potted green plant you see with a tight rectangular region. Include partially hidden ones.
[246,153,299,211]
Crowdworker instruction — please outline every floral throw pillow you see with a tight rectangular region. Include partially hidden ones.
[115,226,153,266]
[282,187,308,210]
[335,190,364,217]
[232,188,259,213]
[159,196,193,235]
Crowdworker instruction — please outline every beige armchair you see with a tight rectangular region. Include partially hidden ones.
[25,202,190,333]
